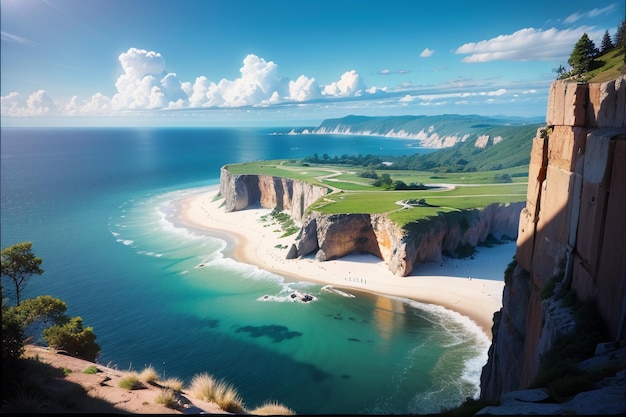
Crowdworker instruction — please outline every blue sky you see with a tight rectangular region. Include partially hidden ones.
[1,0,623,127]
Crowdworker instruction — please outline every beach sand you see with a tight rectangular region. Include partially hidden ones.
[176,185,509,338]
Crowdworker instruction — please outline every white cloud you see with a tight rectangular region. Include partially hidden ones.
[1,90,57,116]
[455,26,601,62]
[565,5,617,24]
[288,75,321,101]
[64,93,112,115]
[322,70,366,97]
[1,92,25,115]
[1,48,385,118]
[1,31,36,46]
[111,48,187,110]
[118,48,166,79]
[203,54,287,107]
[420,48,434,58]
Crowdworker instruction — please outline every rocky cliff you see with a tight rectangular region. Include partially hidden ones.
[480,76,626,403]
[293,204,523,276]
[219,167,523,277]
[219,167,329,222]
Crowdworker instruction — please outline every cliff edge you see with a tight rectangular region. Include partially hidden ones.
[218,168,523,277]
[478,76,626,414]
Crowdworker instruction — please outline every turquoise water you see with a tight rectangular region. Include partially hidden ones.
[1,127,489,414]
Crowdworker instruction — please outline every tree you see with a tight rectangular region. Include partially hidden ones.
[43,316,101,361]
[2,308,25,363]
[13,295,68,329]
[1,242,44,306]
[568,33,598,75]
[615,19,625,50]
[600,30,614,54]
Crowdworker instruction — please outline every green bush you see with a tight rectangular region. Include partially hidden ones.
[2,308,25,364]
[42,316,100,362]
[83,365,99,374]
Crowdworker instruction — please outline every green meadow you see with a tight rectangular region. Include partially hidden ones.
[223,160,528,227]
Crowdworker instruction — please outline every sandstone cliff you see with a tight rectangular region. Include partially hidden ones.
[480,76,626,401]
[218,166,523,277]
[294,204,523,276]
[218,167,329,222]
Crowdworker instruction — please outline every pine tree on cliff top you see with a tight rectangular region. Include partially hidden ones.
[568,33,598,75]
[600,30,614,54]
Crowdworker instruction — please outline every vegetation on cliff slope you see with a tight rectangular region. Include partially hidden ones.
[224,158,527,227]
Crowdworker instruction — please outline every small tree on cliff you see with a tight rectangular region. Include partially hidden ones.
[600,30,614,54]
[568,33,598,76]
[1,242,44,306]
[615,19,625,51]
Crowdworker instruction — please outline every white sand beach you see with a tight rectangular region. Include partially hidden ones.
[176,186,509,338]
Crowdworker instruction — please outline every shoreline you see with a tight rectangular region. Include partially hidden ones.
[175,185,506,338]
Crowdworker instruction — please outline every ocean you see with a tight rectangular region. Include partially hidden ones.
[1,127,492,415]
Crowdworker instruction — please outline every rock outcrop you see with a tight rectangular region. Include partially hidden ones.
[479,76,626,410]
[294,204,523,276]
[218,167,329,222]
[218,165,523,276]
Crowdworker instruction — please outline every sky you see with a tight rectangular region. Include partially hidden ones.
[1,0,623,127]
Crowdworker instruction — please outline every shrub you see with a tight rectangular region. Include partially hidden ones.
[83,365,99,374]
[249,401,296,415]
[118,372,142,390]
[162,377,184,392]
[212,379,245,413]
[155,388,179,409]
[42,316,100,362]
[138,366,159,384]
[188,372,217,401]
[2,308,25,364]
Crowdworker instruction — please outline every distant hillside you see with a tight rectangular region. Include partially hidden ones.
[309,114,542,149]
[389,123,541,172]
[302,114,542,172]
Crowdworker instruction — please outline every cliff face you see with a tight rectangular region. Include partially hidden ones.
[480,76,626,399]
[218,165,523,276]
[295,204,523,276]
[219,167,329,222]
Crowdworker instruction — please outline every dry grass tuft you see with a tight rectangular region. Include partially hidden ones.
[138,366,159,384]
[249,400,296,415]
[187,372,244,413]
[118,372,142,390]
[154,388,180,409]
[188,372,217,401]
[212,379,245,413]
[161,376,184,392]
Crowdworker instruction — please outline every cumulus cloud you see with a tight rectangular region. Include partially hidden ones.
[210,54,284,107]
[456,26,600,62]
[322,70,367,97]
[64,93,112,115]
[420,48,434,58]
[288,75,321,101]
[2,48,384,118]
[111,48,187,110]
[1,90,57,116]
